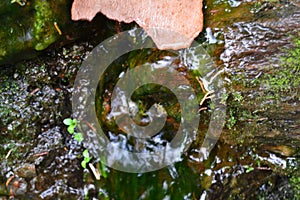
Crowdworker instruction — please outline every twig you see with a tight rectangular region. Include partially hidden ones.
[33,151,49,157]
[198,107,207,112]
[199,90,215,106]
[256,166,272,171]
[54,22,62,35]
[6,176,15,187]
[29,88,40,95]
[196,76,207,94]
[89,163,101,180]
[5,149,13,159]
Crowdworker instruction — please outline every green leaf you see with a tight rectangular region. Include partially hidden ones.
[72,119,78,126]
[246,166,254,173]
[256,159,261,167]
[83,149,89,158]
[81,161,87,169]
[74,133,84,142]
[63,118,73,126]
[67,126,75,134]
[84,156,91,163]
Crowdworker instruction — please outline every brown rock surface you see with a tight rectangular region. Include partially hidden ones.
[71,0,203,50]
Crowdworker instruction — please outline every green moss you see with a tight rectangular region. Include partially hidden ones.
[290,175,300,198]
[225,36,300,130]
[33,0,58,51]
[232,91,243,103]
[225,91,255,130]
[226,108,237,130]
[0,0,71,64]
[264,38,300,93]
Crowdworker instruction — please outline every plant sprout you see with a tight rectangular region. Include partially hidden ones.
[81,149,92,169]
[63,118,83,142]
[63,118,108,178]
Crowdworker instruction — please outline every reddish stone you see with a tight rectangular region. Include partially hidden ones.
[71,0,203,50]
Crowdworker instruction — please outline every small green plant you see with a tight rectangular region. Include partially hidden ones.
[63,118,108,179]
[63,118,93,169]
[63,118,77,133]
[81,149,92,169]
[245,165,255,173]
[63,118,84,142]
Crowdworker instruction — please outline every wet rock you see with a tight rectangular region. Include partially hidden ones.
[29,127,63,165]
[15,163,36,179]
[221,7,300,69]
[71,0,203,50]
[6,176,27,198]
[216,2,300,147]
[0,41,91,199]
[261,145,296,157]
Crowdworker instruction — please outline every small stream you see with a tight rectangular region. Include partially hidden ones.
[0,0,299,199]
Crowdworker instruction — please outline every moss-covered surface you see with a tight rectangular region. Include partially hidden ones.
[0,0,71,64]
[263,38,300,94]
[221,35,300,144]
[225,36,300,198]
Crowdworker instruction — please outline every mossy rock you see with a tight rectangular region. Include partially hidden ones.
[0,0,71,65]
